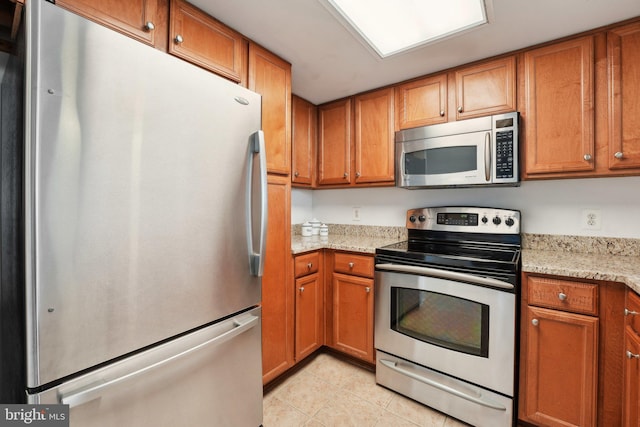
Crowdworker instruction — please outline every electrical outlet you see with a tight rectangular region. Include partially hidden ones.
[581,209,601,230]
[353,207,361,221]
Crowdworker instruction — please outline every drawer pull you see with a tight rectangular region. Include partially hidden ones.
[627,350,640,360]
[307,262,313,270]
[625,308,638,316]
[532,319,539,326]
[348,262,354,268]
[558,292,567,301]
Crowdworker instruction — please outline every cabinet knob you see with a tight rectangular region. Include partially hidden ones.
[365,287,371,293]
[307,262,313,270]
[174,34,184,44]
[343,172,348,179]
[348,262,354,268]
[294,171,299,177]
[299,287,305,294]
[531,319,539,326]
[355,172,361,178]
[625,308,639,316]
[440,110,445,117]
[558,292,567,301]
[583,154,592,161]
[457,106,463,113]
[144,21,155,31]
[615,151,624,159]
[627,350,640,359]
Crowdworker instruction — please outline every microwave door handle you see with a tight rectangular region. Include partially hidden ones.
[484,131,491,182]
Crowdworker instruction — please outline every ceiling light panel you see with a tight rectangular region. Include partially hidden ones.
[323,0,488,58]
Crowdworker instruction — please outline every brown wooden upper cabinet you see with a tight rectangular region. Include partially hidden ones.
[317,98,352,186]
[291,95,317,187]
[522,36,595,177]
[395,56,515,130]
[454,56,516,120]
[168,0,247,84]
[607,22,640,172]
[56,0,169,50]
[395,73,448,129]
[318,88,395,188]
[248,43,292,175]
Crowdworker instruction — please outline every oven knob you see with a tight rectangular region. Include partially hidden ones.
[418,215,426,222]
[481,216,488,224]
[409,215,417,223]
[492,216,502,225]
[505,217,515,227]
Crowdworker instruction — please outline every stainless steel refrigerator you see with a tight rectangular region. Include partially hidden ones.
[1,1,267,425]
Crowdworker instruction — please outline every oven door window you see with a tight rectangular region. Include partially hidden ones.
[391,287,489,358]
[405,145,477,175]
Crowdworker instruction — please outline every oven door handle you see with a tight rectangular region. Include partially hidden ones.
[379,359,507,411]
[375,263,514,290]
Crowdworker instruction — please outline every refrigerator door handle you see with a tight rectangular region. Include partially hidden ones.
[60,314,259,408]
[246,130,268,276]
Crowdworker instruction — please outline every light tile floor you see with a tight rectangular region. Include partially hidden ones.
[263,352,471,427]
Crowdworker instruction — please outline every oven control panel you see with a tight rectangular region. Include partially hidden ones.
[407,206,520,234]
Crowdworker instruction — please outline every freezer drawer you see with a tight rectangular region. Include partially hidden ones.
[28,308,263,427]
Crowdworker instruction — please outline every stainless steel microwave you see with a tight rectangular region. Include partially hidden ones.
[396,112,519,189]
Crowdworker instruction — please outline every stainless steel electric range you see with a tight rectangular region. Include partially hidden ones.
[374,206,521,427]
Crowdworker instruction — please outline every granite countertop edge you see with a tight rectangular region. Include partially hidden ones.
[291,230,640,294]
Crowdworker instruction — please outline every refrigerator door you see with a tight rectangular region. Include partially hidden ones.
[25,2,266,387]
[29,307,263,427]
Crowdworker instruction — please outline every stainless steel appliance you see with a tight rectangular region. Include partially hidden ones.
[396,112,519,188]
[0,2,267,425]
[375,206,521,427]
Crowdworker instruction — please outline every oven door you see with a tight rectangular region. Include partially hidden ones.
[396,131,491,188]
[374,266,516,397]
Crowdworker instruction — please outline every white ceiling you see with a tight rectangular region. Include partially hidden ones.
[189,0,640,105]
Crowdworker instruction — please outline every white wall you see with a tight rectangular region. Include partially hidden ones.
[292,176,640,238]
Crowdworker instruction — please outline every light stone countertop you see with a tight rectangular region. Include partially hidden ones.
[291,234,402,255]
[290,226,640,295]
[521,249,640,294]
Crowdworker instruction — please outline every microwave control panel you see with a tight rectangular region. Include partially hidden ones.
[493,113,518,183]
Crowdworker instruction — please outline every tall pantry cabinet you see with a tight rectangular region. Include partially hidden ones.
[248,43,294,384]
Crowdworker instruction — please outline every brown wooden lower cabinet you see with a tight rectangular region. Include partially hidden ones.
[293,251,324,362]
[519,273,626,427]
[624,289,640,427]
[520,305,599,426]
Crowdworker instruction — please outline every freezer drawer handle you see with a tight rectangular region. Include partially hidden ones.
[379,359,506,411]
[60,315,259,408]
[245,130,268,276]
[375,263,514,290]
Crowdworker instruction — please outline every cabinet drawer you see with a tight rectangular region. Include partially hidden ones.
[294,252,320,278]
[627,289,640,335]
[334,252,374,278]
[527,276,598,316]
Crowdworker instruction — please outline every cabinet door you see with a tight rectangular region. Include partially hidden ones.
[261,175,293,384]
[354,88,395,185]
[56,0,168,50]
[395,74,447,129]
[169,0,246,84]
[291,96,317,187]
[249,44,292,175]
[520,306,598,427]
[332,273,374,363]
[318,99,352,185]
[454,56,516,120]
[608,22,640,171]
[624,328,640,427]
[295,272,323,362]
[523,36,595,176]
